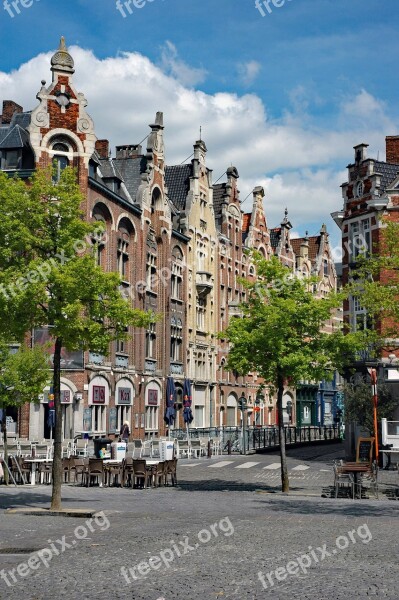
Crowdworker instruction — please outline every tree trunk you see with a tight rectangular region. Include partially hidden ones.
[1,407,8,485]
[277,372,289,493]
[50,337,63,510]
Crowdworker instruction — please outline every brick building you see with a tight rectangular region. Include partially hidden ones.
[1,39,338,439]
[332,137,399,417]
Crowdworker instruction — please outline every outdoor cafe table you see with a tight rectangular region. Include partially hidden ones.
[339,462,370,498]
[24,458,53,485]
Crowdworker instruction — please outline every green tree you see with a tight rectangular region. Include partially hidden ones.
[343,380,397,434]
[220,252,366,492]
[0,167,154,509]
[0,343,50,484]
[351,219,399,342]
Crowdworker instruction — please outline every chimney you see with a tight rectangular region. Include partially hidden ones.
[386,136,399,164]
[115,144,142,159]
[1,100,23,125]
[95,139,110,159]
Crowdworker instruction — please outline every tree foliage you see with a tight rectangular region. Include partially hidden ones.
[0,342,50,484]
[350,218,399,343]
[0,342,50,407]
[222,253,366,389]
[220,252,369,492]
[0,166,155,507]
[343,380,397,434]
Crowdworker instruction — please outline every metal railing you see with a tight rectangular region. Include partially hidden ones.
[171,425,340,453]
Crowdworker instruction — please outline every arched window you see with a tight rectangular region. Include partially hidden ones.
[171,246,184,300]
[52,155,69,183]
[52,142,69,153]
[117,218,134,281]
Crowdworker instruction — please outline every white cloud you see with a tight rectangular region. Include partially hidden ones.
[0,45,397,241]
[237,61,261,87]
[159,41,207,87]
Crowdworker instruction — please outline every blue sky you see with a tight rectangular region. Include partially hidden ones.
[1,0,399,252]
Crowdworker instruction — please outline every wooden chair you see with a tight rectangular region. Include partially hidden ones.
[152,461,166,487]
[85,458,104,487]
[62,457,72,483]
[10,456,31,484]
[361,461,379,499]
[107,462,123,487]
[38,461,53,484]
[71,458,88,486]
[165,458,178,486]
[333,463,354,499]
[132,459,150,489]
[122,457,134,488]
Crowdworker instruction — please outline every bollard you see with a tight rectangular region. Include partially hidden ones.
[227,440,231,455]
[207,440,212,458]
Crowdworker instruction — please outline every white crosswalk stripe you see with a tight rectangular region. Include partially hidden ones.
[263,463,281,470]
[235,462,260,469]
[208,461,235,468]
[292,465,310,471]
[179,463,202,467]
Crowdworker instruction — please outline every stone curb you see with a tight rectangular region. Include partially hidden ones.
[5,508,99,518]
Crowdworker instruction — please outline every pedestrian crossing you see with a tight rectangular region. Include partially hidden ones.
[181,459,314,472]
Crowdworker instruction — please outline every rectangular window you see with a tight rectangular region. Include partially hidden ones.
[92,406,106,432]
[196,297,206,330]
[145,406,158,430]
[194,406,204,428]
[116,406,131,432]
[146,323,156,358]
[146,253,157,292]
[323,259,328,276]
[350,219,371,260]
[117,239,129,279]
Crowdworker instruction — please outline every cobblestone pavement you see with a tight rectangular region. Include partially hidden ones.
[0,444,398,600]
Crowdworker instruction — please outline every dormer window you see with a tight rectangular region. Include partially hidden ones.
[89,160,97,179]
[1,149,21,170]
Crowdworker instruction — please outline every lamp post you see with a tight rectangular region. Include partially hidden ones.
[367,367,379,462]
[255,391,264,426]
[286,399,293,425]
[238,394,247,455]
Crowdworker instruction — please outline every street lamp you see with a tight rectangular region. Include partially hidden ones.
[286,399,293,425]
[255,391,264,426]
[238,394,247,455]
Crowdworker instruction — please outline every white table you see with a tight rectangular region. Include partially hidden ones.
[24,458,52,485]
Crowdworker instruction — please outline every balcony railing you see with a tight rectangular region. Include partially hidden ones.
[196,271,213,296]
